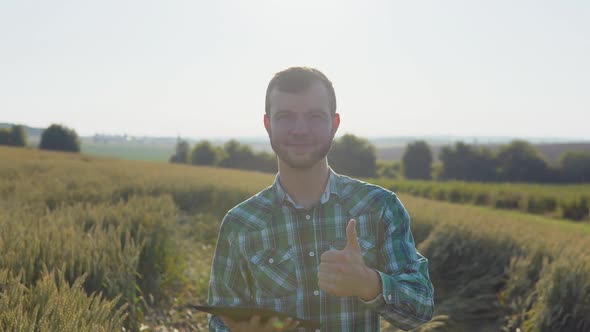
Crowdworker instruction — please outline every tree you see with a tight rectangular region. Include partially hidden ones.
[560,152,590,183]
[496,140,548,182]
[0,128,11,146]
[0,125,27,147]
[402,140,432,180]
[438,142,497,182]
[218,139,277,173]
[328,134,377,178]
[219,139,255,168]
[169,138,190,164]
[10,125,27,147]
[39,124,80,152]
[190,140,221,166]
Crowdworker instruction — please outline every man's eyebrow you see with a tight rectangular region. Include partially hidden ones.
[308,109,327,113]
[275,109,292,114]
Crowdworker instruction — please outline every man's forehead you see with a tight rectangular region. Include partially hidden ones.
[269,82,331,112]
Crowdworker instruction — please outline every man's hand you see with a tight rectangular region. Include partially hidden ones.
[318,219,381,300]
[219,315,300,332]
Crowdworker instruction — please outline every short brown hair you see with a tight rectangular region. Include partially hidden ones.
[265,67,337,117]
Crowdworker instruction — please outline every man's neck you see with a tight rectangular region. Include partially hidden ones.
[278,159,330,210]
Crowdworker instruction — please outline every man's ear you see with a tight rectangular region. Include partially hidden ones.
[332,113,340,134]
[263,114,271,136]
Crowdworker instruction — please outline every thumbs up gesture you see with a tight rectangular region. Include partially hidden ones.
[317,219,381,299]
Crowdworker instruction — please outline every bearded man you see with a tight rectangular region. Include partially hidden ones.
[207,67,434,332]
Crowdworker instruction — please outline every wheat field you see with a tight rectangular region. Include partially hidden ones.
[1,146,589,331]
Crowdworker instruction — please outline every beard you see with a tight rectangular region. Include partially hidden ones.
[269,131,335,170]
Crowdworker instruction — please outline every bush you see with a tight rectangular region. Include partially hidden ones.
[560,196,590,221]
[39,124,80,152]
[494,192,522,210]
[474,191,492,206]
[525,195,558,215]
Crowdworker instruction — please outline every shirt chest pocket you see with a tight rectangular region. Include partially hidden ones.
[247,247,298,296]
[329,236,379,269]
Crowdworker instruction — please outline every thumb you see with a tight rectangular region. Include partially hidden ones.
[345,219,361,252]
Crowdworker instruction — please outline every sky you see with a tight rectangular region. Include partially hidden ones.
[1,0,589,140]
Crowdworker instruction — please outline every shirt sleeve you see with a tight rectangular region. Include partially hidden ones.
[359,194,435,331]
[207,215,251,332]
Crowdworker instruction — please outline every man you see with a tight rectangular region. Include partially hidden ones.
[208,67,434,331]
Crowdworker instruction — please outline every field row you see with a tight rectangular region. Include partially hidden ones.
[371,178,590,221]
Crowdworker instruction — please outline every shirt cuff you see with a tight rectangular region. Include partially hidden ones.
[359,291,382,305]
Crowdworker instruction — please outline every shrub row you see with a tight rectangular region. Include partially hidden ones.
[373,179,590,222]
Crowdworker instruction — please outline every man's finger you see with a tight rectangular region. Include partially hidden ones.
[318,261,343,274]
[318,279,337,295]
[317,270,338,283]
[320,249,342,262]
[345,219,361,252]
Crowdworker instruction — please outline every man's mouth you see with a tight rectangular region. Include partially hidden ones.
[286,143,312,147]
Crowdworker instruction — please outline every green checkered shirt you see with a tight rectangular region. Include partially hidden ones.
[208,168,434,331]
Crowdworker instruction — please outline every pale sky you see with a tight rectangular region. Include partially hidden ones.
[1,0,589,139]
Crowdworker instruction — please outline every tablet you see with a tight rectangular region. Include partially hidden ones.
[185,304,322,329]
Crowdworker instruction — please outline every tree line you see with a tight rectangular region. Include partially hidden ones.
[404,140,590,183]
[3,123,587,184]
[169,138,278,173]
[171,135,590,184]
[0,124,80,152]
[169,134,390,177]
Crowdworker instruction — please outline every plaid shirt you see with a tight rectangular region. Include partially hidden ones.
[208,168,434,331]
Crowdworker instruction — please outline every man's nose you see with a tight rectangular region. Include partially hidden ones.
[289,116,310,135]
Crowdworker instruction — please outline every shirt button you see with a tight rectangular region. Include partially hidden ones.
[313,290,319,296]
[305,214,311,220]
[268,258,274,264]
[388,294,392,301]
[309,251,315,257]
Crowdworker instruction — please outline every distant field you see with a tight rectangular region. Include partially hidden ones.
[1,146,589,331]
[81,141,173,163]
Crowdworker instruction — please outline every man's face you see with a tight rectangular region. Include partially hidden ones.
[265,82,340,170]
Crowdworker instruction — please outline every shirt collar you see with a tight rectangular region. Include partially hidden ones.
[273,167,340,209]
